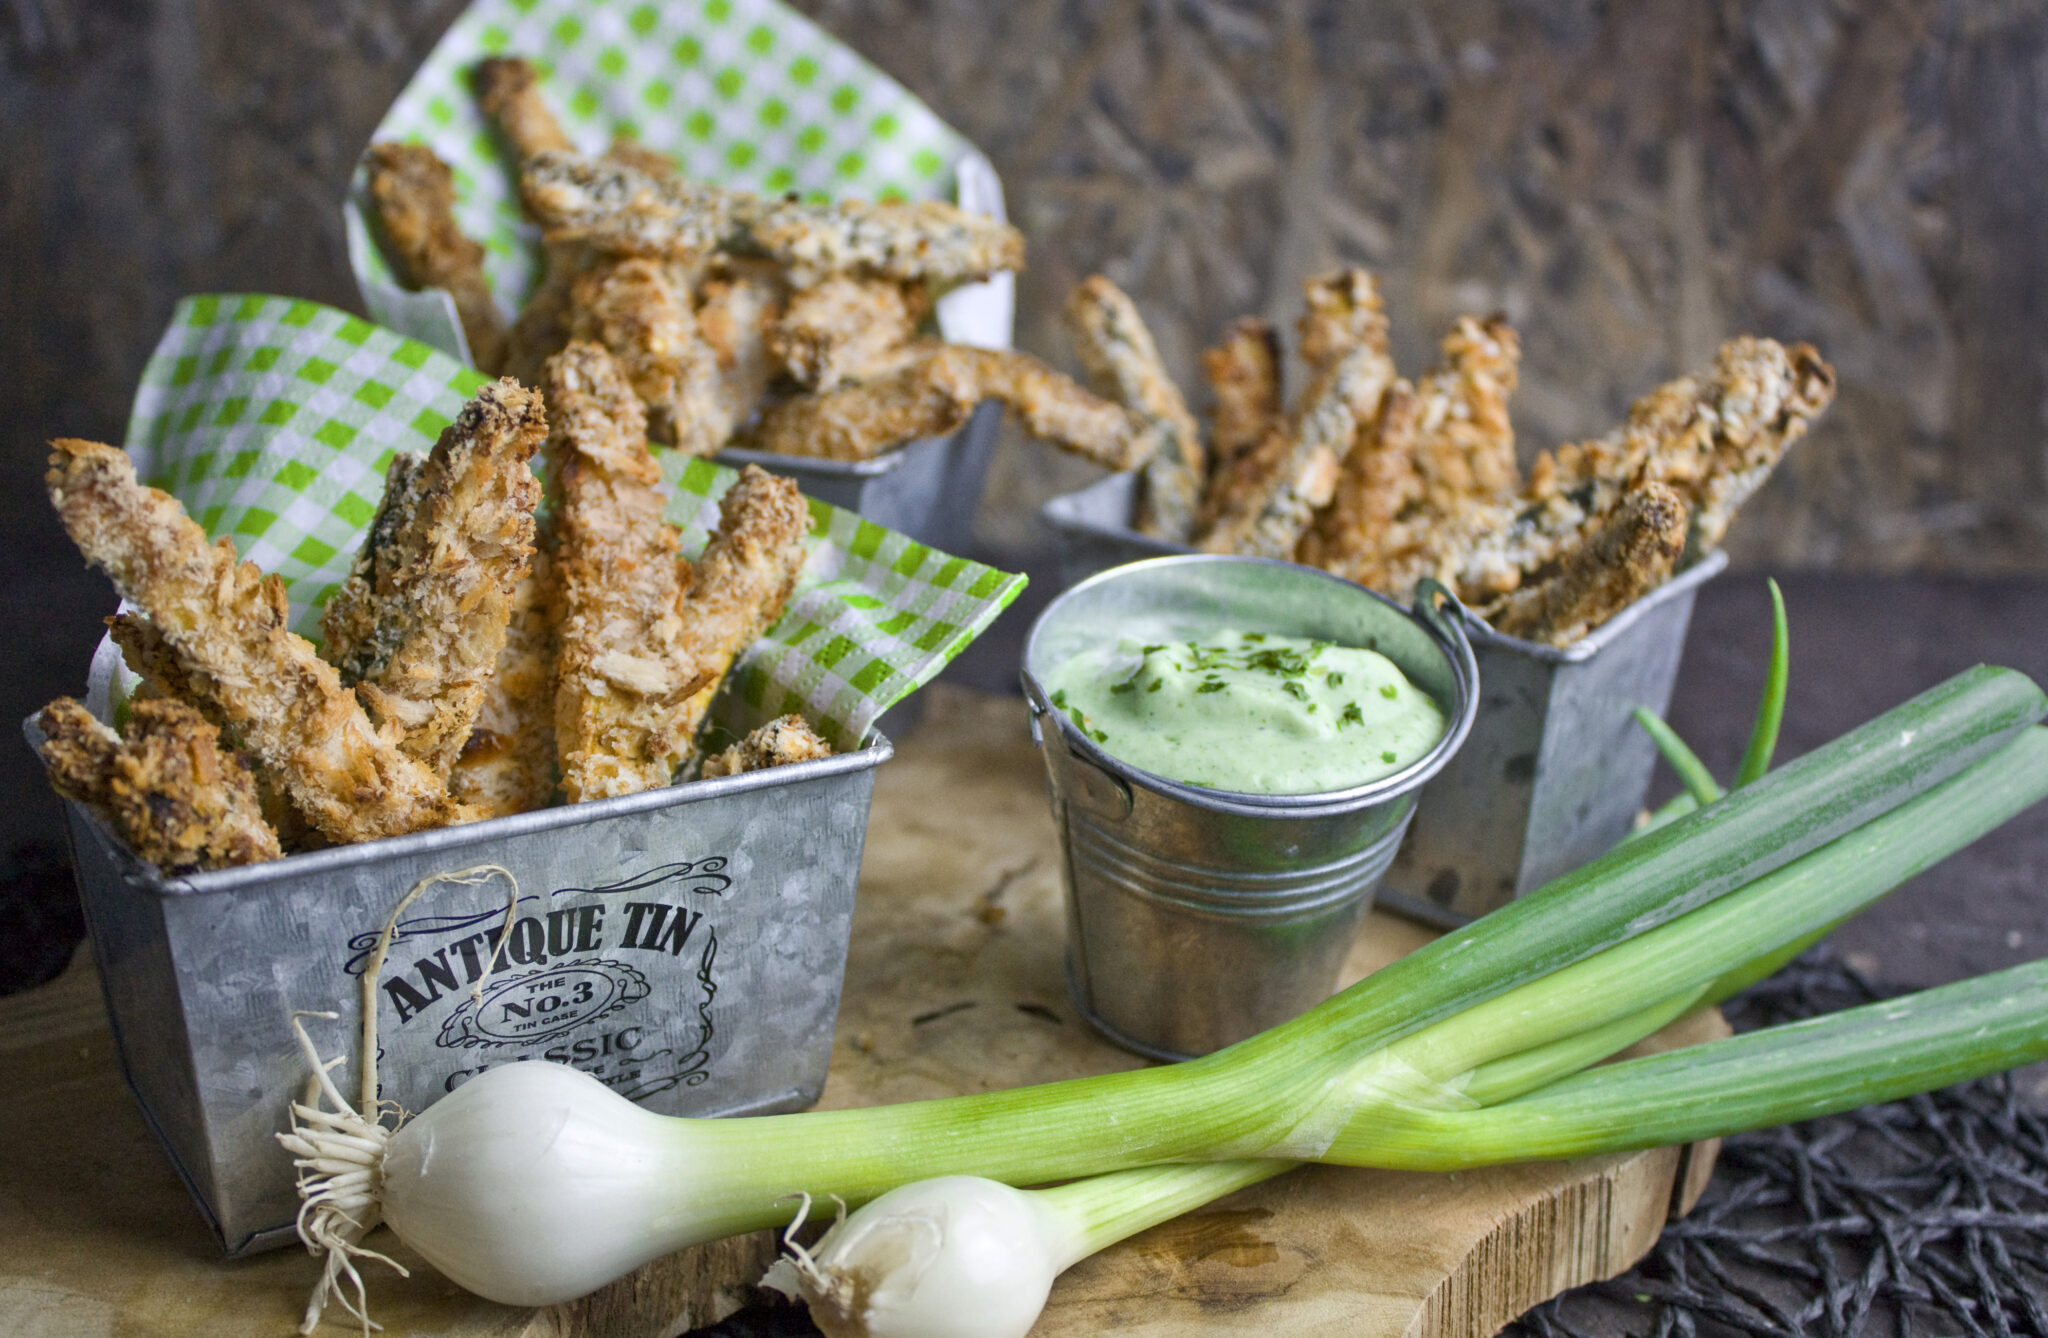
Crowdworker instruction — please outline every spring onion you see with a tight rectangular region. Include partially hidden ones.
[282,667,2047,1324]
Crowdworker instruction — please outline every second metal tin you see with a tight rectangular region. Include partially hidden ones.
[1021,556,1477,1059]
[1042,472,1727,925]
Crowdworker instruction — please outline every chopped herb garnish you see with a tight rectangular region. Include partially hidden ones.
[1142,644,1166,655]
[1340,703,1364,728]
[1327,672,1345,687]
[1146,678,1163,693]
[1196,680,1228,694]
[1111,681,1136,694]
[1381,750,1397,764]
[1051,689,1068,709]
[1246,647,1312,677]
[1282,680,1310,702]
[1243,632,1265,642]
[1380,683,1399,700]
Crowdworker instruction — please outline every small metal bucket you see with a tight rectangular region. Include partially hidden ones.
[32,726,891,1256]
[1042,472,1726,926]
[1020,556,1477,1059]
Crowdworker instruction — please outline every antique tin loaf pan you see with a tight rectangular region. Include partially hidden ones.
[38,730,890,1257]
[1042,472,1728,924]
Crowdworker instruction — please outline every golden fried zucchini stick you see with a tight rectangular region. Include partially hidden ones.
[1065,276,1206,542]
[545,343,712,802]
[1294,380,1421,576]
[750,344,1149,469]
[366,142,508,373]
[699,715,833,778]
[38,697,281,871]
[1198,342,1397,560]
[320,379,546,777]
[46,441,468,843]
[1305,315,1522,601]
[1484,482,1688,646]
[767,275,927,392]
[474,57,575,159]
[521,151,1025,287]
[1454,337,1835,602]
[566,256,729,455]
[1202,317,1282,474]
[698,259,788,432]
[1297,269,1388,371]
[450,549,559,817]
[669,465,811,762]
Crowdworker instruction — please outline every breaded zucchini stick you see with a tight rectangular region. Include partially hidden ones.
[46,441,467,843]
[1198,341,1397,560]
[1309,315,1522,601]
[1297,269,1388,371]
[320,379,546,777]
[750,344,1149,469]
[670,466,811,762]
[545,343,712,802]
[1295,380,1421,576]
[1065,276,1205,542]
[767,275,927,392]
[699,715,833,778]
[522,151,751,258]
[1484,482,1688,646]
[38,697,281,871]
[366,142,507,373]
[748,193,1025,288]
[566,256,729,455]
[1202,317,1282,473]
[698,259,787,433]
[450,548,558,817]
[473,57,575,159]
[1454,338,1834,602]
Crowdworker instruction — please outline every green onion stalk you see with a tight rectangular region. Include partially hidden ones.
[283,663,2048,1337]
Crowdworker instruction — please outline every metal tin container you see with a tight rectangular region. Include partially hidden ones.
[35,731,890,1257]
[1020,556,1477,1059]
[720,401,1001,559]
[1042,473,1727,925]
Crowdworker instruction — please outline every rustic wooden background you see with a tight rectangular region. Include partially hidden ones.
[4,0,2046,867]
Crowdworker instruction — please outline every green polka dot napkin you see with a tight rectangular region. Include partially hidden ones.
[346,0,1012,364]
[122,294,1026,748]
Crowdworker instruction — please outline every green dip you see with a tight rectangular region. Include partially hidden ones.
[1042,631,1447,794]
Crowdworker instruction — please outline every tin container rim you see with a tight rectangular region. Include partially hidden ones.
[1039,477,1730,662]
[21,717,893,899]
[1020,553,1477,818]
[718,420,979,480]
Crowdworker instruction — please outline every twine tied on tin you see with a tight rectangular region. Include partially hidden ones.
[278,863,521,1336]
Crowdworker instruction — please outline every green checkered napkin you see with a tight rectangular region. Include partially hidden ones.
[122,295,1025,748]
[347,0,996,362]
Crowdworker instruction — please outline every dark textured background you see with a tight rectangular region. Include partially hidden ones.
[3,0,2046,984]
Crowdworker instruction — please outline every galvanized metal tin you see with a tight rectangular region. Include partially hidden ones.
[1040,472,1728,926]
[720,400,1001,559]
[35,730,890,1257]
[1020,556,1477,1059]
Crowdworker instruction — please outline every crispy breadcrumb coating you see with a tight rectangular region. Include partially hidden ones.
[670,465,811,766]
[545,343,712,802]
[750,343,1149,469]
[473,57,574,159]
[520,151,1024,287]
[767,275,926,392]
[366,142,508,373]
[697,259,787,434]
[319,379,545,777]
[1295,379,1422,576]
[38,697,280,871]
[450,547,558,816]
[1297,269,1388,371]
[699,715,833,778]
[1065,276,1205,543]
[566,256,729,455]
[46,440,468,843]
[1202,317,1282,474]
[1454,337,1834,603]
[1198,342,1397,559]
[1483,482,1688,646]
[502,241,590,388]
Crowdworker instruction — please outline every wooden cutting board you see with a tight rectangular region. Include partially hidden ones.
[0,686,1722,1338]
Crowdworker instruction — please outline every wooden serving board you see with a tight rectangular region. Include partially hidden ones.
[0,686,1723,1338]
